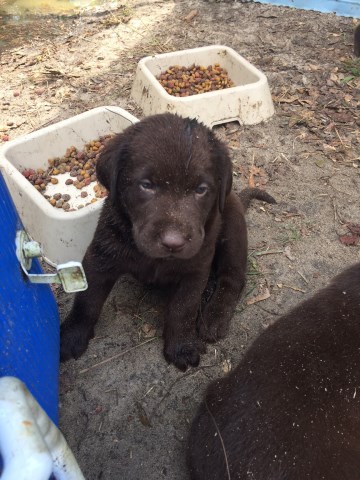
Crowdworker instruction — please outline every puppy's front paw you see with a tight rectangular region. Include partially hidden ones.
[60,318,94,362]
[164,338,206,371]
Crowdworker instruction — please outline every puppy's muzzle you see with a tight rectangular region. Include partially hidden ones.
[160,230,187,253]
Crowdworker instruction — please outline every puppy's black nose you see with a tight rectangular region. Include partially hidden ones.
[161,231,186,252]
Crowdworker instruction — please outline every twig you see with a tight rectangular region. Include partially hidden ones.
[255,304,280,316]
[331,197,346,225]
[152,364,218,415]
[282,284,306,293]
[251,249,284,257]
[334,127,344,146]
[205,400,231,480]
[33,115,62,131]
[104,388,119,406]
[239,324,249,341]
[143,385,156,398]
[297,271,309,284]
[79,337,157,374]
[280,152,300,173]
[225,128,240,136]
[328,179,351,196]
[134,291,152,321]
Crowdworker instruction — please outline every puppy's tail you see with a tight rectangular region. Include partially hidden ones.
[239,187,276,211]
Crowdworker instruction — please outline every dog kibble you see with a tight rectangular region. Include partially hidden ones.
[21,134,112,211]
[156,63,235,97]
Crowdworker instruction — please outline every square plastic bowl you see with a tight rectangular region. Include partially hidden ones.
[0,106,138,265]
[131,45,274,128]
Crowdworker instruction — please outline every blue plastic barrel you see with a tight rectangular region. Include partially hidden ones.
[0,172,60,425]
[256,0,360,18]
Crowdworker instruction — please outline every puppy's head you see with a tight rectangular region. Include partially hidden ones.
[96,113,232,260]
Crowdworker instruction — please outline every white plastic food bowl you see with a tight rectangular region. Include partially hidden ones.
[131,45,274,128]
[0,106,138,265]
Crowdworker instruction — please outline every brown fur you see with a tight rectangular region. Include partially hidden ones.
[60,113,275,371]
[354,24,360,57]
[188,263,360,478]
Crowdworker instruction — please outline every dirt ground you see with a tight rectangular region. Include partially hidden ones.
[1,1,360,479]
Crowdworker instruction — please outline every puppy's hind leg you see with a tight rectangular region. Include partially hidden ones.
[198,194,247,343]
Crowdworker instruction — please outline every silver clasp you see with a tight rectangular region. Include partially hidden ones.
[16,230,88,293]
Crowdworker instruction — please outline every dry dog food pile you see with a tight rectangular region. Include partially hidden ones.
[22,135,111,211]
[156,63,235,97]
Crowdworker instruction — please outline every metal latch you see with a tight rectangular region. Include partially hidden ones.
[16,230,88,293]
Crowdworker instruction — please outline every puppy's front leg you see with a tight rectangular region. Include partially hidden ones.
[60,249,121,361]
[163,274,208,371]
[199,194,247,342]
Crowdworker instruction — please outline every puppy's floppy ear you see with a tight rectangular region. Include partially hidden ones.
[209,132,233,212]
[96,133,130,205]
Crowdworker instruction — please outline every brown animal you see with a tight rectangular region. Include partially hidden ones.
[60,113,275,371]
[187,262,360,479]
[354,24,360,57]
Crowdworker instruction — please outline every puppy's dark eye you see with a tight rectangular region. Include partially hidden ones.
[139,180,155,192]
[195,184,208,196]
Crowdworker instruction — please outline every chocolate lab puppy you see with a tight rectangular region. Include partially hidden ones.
[188,262,360,478]
[60,113,275,371]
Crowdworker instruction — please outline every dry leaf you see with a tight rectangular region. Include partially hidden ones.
[288,110,314,128]
[246,288,271,305]
[248,165,264,188]
[339,224,360,245]
[184,9,198,22]
[141,323,157,338]
[284,245,295,261]
[272,95,299,104]
[315,158,325,168]
[339,234,359,246]
[222,359,232,374]
[308,64,321,71]
[347,224,360,235]
[135,401,152,427]
[323,143,336,151]
[329,112,353,123]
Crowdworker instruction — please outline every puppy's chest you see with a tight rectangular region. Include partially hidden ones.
[131,259,185,286]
